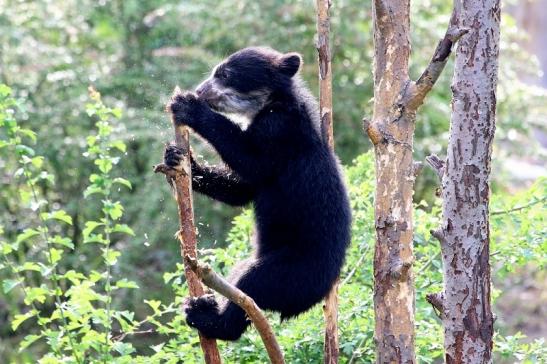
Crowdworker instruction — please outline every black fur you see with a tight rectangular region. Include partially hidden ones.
[164,47,351,341]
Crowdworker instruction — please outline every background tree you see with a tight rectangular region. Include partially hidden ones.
[426,0,500,362]
[366,0,467,361]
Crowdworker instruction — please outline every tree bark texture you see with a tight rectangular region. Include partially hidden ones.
[368,1,415,362]
[433,0,500,362]
[316,1,339,363]
[367,1,463,362]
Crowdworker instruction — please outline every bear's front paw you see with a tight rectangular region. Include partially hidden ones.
[164,143,183,169]
[166,88,208,127]
[183,294,219,331]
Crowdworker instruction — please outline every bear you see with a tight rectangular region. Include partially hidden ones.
[163,46,351,341]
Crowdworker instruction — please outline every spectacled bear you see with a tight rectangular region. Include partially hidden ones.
[163,47,351,341]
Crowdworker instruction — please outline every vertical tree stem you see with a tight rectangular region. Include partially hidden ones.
[368,1,416,362]
[316,1,338,363]
[169,118,222,364]
[436,0,500,361]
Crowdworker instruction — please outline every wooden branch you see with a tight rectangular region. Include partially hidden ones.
[411,25,469,104]
[396,14,468,114]
[491,196,547,215]
[425,154,445,182]
[430,228,446,245]
[426,292,444,317]
[185,256,285,364]
[154,90,221,364]
[316,1,339,363]
[316,0,334,148]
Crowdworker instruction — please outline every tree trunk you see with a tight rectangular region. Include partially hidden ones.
[367,1,415,362]
[315,1,339,363]
[428,0,500,362]
[367,1,463,362]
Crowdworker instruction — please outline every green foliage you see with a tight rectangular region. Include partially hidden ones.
[0,86,180,363]
[1,87,545,361]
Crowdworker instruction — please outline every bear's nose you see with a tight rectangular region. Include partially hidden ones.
[196,81,211,97]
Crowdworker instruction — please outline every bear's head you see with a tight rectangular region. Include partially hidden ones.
[195,47,302,117]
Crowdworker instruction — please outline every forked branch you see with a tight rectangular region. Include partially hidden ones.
[185,256,285,364]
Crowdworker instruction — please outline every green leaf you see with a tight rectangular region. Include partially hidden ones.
[0,84,11,97]
[3,278,23,293]
[95,158,113,174]
[49,248,62,264]
[104,249,120,265]
[50,235,74,249]
[83,221,104,238]
[145,299,162,314]
[15,228,40,244]
[17,262,41,272]
[19,334,42,351]
[84,185,104,197]
[110,140,126,152]
[42,210,73,225]
[30,156,43,168]
[1,241,16,255]
[24,286,50,305]
[87,135,97,147]
[15,144,35,156]
[115,279,139,289]
[111,107,123,119]
[19,129,37,143]
[113,177,132,189]
[83,233,107,245]
[103,201,123,220]
[112,224,135,236]
[113,342,135,356]
[61,270,87,284]
[12,310,37,330]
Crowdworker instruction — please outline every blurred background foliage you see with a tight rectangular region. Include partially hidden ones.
[0,0,545,362]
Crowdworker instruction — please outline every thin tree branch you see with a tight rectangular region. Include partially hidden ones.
[491,197,546,215]
[430,228,446,245]
[400,17,469,112]
[425,154,445,182]
[426,292,444,317]
[154,89,221,364]
[412,26,469,103]
[185,256,285,364]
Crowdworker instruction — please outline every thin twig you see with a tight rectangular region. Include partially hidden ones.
[186,256,285,364]
[491,197,546,215]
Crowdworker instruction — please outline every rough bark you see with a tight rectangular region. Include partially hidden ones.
[315,1,339,363]
[154,107,221,364]
[186,257,285,364]
[430,0,500,362]
[367,1,463,362]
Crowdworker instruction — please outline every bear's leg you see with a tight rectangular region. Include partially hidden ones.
[185,251,330,340]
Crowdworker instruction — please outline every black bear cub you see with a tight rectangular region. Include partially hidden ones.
[164,47,351,341]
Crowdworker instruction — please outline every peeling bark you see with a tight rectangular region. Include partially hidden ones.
[435,0,500,362]
[368,1,461,362]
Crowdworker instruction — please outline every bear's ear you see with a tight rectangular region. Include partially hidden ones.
[278,52,302,77]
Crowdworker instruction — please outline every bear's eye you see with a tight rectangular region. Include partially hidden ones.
[215,68,229,80]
